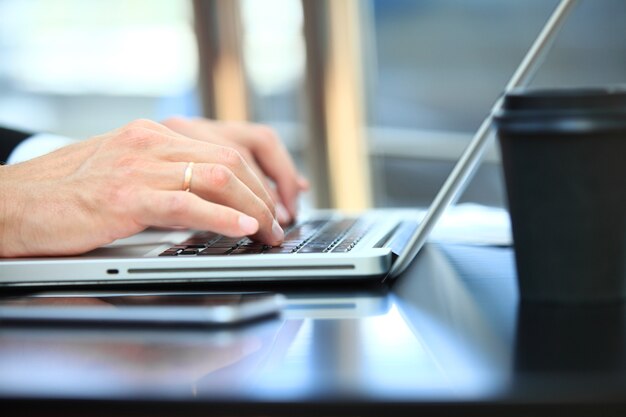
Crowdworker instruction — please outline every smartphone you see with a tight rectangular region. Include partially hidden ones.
[0,292,285,327]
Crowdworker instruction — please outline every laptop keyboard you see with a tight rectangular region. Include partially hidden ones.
[158,217,372,257]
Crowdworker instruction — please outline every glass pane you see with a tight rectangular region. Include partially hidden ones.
[0,0,199,139]
[367,0,626,207]
[239,0,310,200]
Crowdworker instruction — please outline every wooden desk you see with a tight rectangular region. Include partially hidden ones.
[2,243,625,416]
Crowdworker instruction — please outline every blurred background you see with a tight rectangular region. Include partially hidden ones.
[1,0,625,211]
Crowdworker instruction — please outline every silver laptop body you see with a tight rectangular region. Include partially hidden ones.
[0,209,422,287]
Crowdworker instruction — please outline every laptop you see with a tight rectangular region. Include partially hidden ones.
[1,208,425,287]
[0,0,573,288]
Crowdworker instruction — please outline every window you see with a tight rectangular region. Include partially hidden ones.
[0,0,199,139]
[240,0,310,195]
[367,0,626,207]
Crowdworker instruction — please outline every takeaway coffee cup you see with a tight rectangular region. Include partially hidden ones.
[494,87,626,303]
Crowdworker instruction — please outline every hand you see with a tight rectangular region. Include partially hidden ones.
[162,116,309,225]
[0,119,292,257]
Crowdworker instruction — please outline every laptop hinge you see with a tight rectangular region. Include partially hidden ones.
[379,220,420,256]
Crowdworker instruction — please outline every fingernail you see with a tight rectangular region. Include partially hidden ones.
[239,215,259,235]
[272,220,284,242]
[276,203,291,224]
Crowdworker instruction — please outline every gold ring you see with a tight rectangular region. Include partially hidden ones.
[182,162,194,192]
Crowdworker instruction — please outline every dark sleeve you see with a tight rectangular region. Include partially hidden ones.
[0,126,33,164]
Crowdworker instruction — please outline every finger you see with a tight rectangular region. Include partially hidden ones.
[145,152,282,217]
[165,118,305,218]
[183,163,284,245]
[117,157,282,236]
[159,140,277,220]
[162,117,292,221]
[231,146,282,204]
[135,190,260,238]
[226,146,294,225]
[161,118,276,197]
[215,123,304,218]
[238,150,287,221]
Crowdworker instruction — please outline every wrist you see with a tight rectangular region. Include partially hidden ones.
[7,133,78,165]
[0,167,11,256]
[0,166,26,257]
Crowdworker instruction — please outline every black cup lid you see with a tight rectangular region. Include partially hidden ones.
[495,86,626,134]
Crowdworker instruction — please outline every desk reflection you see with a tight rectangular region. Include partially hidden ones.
[513,301,626,400]
[392,243,518,398]
[0,291,396,399]
[2,243,626,412]
[0,318,298,397]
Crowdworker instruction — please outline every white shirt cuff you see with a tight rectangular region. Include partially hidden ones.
[7,133,78,164]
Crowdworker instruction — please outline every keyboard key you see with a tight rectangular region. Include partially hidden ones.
[238,242,266,250]
[296,247,327,253]
[262,247,295,254]
[158,249,180,256]
[230,247,263,255]
[184,244,208,249]
[197,247,230,255]
[332,243,353,252]
[299,243,329,250]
